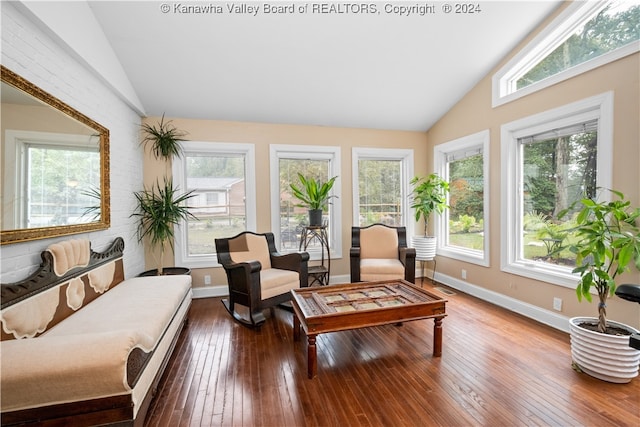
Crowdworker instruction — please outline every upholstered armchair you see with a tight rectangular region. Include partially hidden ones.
[350,224,416,284]
[215,231,309,328]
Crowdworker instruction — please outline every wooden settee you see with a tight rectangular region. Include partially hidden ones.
[0,237,192,426]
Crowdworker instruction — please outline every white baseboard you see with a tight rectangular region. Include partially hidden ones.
[189,274,569,333]
[330,274,351,285]
[193,276,352,300]
[433,271,570,333]
[192,285,228,299]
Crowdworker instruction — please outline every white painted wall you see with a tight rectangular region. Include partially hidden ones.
[1,2,145,282]
[11,1,145,115]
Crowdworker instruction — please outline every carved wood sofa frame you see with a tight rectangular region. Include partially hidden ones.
[0,237,190,426]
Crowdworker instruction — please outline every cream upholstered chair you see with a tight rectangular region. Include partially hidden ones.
[215,231,309,328]
[350,224,416,284]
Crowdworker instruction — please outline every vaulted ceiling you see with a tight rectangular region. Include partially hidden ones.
[89,1,562,131]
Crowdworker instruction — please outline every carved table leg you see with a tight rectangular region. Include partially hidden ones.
[307,334,317,379]
[293,314,300,341]
[433,317,443,357]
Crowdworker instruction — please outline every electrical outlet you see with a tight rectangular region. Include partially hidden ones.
[553,297,562,311]
[461,269,467,280]
[204,275,211,285]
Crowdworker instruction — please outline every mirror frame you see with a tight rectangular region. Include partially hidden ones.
[1,65,110,244]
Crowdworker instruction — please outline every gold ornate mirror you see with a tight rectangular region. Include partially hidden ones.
[1,66,110,244]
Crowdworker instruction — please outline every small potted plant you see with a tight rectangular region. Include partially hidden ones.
[558,188,640,383]
[140,114,187,161]
[289,173,337,226]
[133,115,195,276]
[409,173,449,259]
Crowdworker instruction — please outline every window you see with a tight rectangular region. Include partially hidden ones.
[493,1,639,106]
[434,131,490,266]
[4,130,100,229]
[270,145,341,258]
[501,92,613,287]
[173,141,256,268]
[352,148,413,229]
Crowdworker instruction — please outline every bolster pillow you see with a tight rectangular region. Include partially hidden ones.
[0,330,152,411]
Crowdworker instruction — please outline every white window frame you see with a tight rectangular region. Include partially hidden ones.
[173,141,256,269]
[493,1,639,107]
[351,147,414,233]
[269,144,342,259]
[4,130,99,229]
[434,130,490,267]
[500,92,613,287]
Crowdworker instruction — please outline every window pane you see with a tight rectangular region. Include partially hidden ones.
[185,154,246,255]
[521,127,598,267]
[448,154,484,251]
[27,145,99,227]
[357,159,402,226]
[517,2,639,90]
[279,158,331,250]
[434,131,488,265]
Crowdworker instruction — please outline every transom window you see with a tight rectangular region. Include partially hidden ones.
[493,1,639,106]
[500,93,613,287]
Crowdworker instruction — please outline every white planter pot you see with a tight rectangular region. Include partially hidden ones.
[412,236,436,260]
[569,317,640,383]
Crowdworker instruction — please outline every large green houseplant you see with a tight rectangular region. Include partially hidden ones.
[559,188,640,383]
[132,178,196,275]
[133,116,195,275]
[409,174,449,259]
[290,173,337,226]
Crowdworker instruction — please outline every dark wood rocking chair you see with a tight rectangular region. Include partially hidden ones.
[215,231,309,328]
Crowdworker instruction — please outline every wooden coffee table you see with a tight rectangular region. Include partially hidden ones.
[291,279,447,378]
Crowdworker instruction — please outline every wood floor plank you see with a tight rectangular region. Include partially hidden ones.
[145,283,640,427]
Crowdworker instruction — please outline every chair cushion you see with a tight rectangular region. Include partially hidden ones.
[360,259,405,281]
[360,226,399,259]
[228,233,272,269]
[260,268,300,300]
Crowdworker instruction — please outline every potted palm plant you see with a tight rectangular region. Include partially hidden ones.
[140,113,187,160]
[558,188,640,383]
[289,173,337,226]
[133,115,195,276]
[409,173,449,259]
[132,178,196,276]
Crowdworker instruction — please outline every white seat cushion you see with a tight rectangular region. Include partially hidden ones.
[46,276,192,349]
[360,258,405,281]
[0,275,192,412]
[260,268,300,300]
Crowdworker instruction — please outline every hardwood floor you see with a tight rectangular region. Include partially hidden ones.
[145,282,640,426]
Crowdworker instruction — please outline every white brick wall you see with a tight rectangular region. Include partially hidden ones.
[1,3,145,282]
